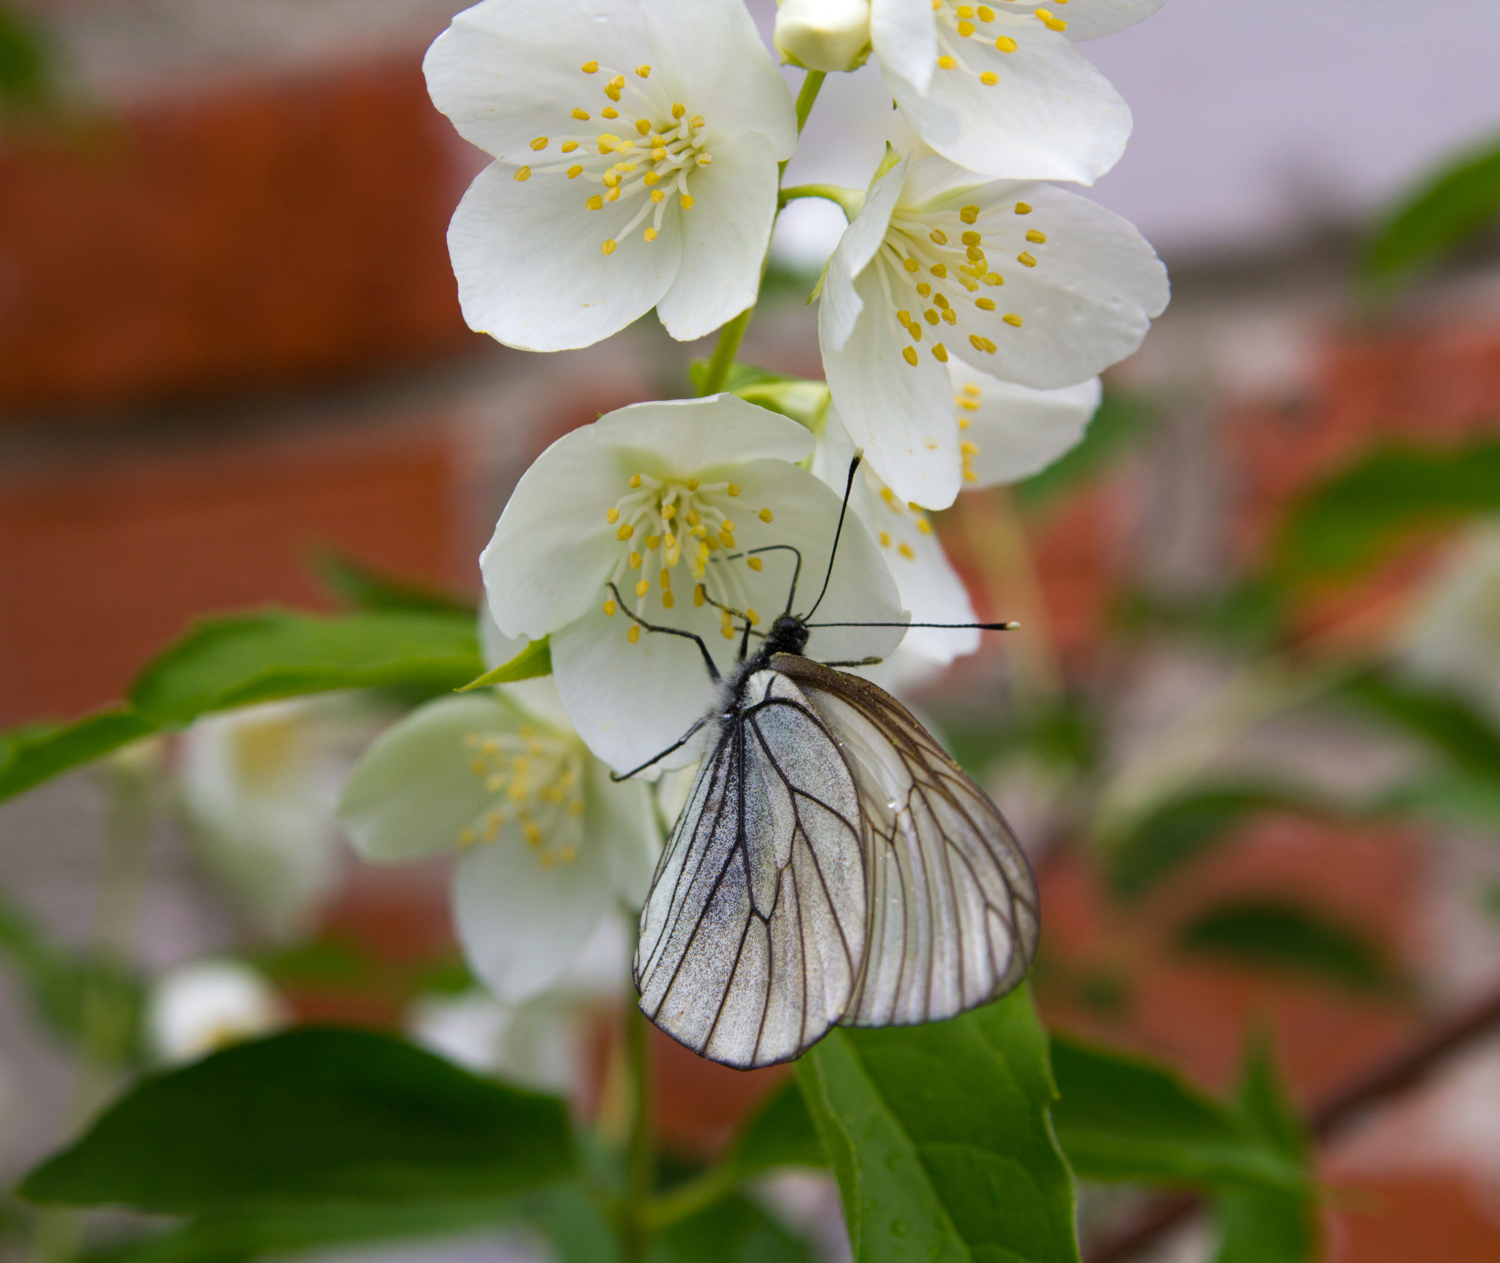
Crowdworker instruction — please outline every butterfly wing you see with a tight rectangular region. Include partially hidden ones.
[634,671,868,1069]
[772,654,1040,1029]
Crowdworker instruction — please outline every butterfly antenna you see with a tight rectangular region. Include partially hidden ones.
[805,620,1021,631]
[803,454,861,621]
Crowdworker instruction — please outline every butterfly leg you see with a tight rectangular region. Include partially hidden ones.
[609,714,712,782]
[607,582,721,683]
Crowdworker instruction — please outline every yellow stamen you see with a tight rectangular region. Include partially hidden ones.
[727,484,741,496]
[567,165,583,178]
[606,507,620,524]
[933,343,949,362]
[1003,313,1023,327]
[960,205,980,224]
[938,55,958,69]
[759,508,773,522]
[602,238,618,255]
[627,625,640,644]
[976,297,996,310]
[748,556,763,571]
[996,36,1018,52]
[636,579,649,597]
[586,195,604,210]
[1018,251,1037,267]
[603,599,617,616]
[981,72,999,85]
[636,64,651,77]
[903,346,919,366]
[581,60,599,73]
[681,194,695,209]
[514,166,531,181]
[1015,201,1032,214]
[572,108,590,121]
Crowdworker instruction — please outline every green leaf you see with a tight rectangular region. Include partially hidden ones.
[20,1027,574,1212]
[83,1200,520,1263]
[1362,133,1500,289]
[1175,899,1396,993]
[1377,766,1500,834]
[1210,1035,1316,1263]
[1049,1037,1304,1192]
[796,987,1078,1263]
[1107,783,1332,900]
[129,609,482,725]
[0,4,51,113]
[523,1182,619,1263]
[1013,391,1155,510]
[1340,671,1500,781]
[457,636,553,691]
[0,709,157,804]
[312,551,475,616]
[1273,442,1500,582]
[656,1193,815,1263]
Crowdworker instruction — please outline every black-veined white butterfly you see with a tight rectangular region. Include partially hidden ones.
[612,459,1039,1069]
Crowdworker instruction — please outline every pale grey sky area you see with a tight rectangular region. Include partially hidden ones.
[765,0,1500,267]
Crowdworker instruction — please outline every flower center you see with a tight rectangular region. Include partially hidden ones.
[508,61,713,257]
[601,472,777,643]
[457,726,585,867]
[874,197,1044,368]
[931,1,1067,81]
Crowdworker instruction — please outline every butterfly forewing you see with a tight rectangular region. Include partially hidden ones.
[634,671,868,1069]
[771,655,1040,1029]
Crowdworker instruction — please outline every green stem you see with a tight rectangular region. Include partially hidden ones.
[620,999,656,1263]
[642,1162,737,1230]
[778,183,863,221]
[697,304,754,396]
[793,69,826,135]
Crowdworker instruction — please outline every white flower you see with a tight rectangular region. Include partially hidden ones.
[811,369,1096,668]
[408,914,628,1095]
[176,699,368,936]
[775,0,872,73]
[819,154,1166,508]
[811,403,979,667]
[481,394,908,774]
[870,0,1165,184]
[1400,520,1500,726]
[338,654,658,1005]
[146,959,288,1065]
[426,0,797,352]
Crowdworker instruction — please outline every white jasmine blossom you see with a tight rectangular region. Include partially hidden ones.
[481,394,908,774]
[426,0,797,351]
[819,154,1166,508]
[871,0,1166,183]
[146,959,288,1065]
[339,647,658,1006]
[176,699,370,936]
[775,0,872,73]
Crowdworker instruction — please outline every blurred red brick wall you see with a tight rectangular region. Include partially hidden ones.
[0,55,480,412]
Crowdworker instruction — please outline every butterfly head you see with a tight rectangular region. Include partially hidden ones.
[763,612,810,658]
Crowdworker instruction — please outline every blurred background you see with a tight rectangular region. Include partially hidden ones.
[4,0,1500,1259]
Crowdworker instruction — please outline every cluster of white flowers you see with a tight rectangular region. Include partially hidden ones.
[324,0,1170,1017]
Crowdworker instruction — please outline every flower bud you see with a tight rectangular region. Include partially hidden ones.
[774,0,871,73]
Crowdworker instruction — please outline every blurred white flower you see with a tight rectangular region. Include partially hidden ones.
[409,914,629,1095]
[146,959,288,1065]
[819,153,1165,507]
[870,0,1165,184]
[338,660,658,1005]
[426,0,796,351]
[1401,521,1500,725]
[775,0,872,73]
[177,699,371,936]
[480,395,907,774]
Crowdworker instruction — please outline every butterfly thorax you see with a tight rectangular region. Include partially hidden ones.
[723,613,810,704]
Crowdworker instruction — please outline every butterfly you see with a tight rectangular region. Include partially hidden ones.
[610,458,1039,1069]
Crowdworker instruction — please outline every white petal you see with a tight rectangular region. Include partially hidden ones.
[817,407,978,664]
[449,162,682,353]
[820,265,961,508]
[1011,0,1168,42]
[552,460,906,773]
[585,757,660,908]
[453,824,610,1004]
[479,606,527,672]
[644,0,797,156]
[482,424,626,640]
[947,180,1169,388]
[820,157,908,353]
[424,0,651,162]
[884,25,1130,184]
[339,694,523,862]
[869,0,937,95]
[593,394,816,467]
[950,365,1101,486]
[656,134,780,342]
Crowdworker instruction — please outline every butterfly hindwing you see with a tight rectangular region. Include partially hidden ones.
[634,671,868,1068]
[770,655,1040,1029]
